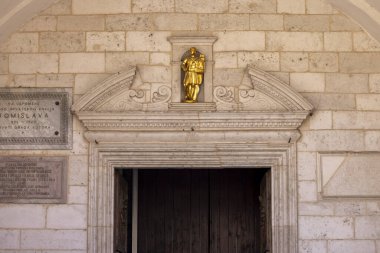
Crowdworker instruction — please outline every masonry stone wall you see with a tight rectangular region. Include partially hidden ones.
[0,0,380,252]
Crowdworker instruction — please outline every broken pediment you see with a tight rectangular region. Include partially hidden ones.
[72,65,313,132]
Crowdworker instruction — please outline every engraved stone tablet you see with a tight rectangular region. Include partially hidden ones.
[0,156,67,203]
[0,88,72,149]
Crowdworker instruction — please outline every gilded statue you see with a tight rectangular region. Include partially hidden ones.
[181,47,205,103]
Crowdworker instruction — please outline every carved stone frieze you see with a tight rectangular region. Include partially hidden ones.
[212,66,313,112]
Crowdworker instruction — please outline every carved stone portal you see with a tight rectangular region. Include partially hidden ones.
[72,36,313,253]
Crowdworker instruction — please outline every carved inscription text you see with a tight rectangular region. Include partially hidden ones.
[0,88,72,149]
[0,156,67,203]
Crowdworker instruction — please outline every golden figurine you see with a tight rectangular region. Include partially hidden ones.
[181,47,205,103]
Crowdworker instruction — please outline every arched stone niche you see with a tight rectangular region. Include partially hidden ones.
[73,56,313,253]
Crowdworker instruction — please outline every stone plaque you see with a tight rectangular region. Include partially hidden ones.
[0,156,67,203]
[318,153,380,198]
[0,88,72,149]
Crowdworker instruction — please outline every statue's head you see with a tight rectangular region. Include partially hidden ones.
[190,47,197,55]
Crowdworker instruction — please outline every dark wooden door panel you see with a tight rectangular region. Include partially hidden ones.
[138,170,209,253]
[136,169,269,253]
[209,170,262,253]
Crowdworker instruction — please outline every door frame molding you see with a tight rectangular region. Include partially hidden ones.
[86,137,299,253]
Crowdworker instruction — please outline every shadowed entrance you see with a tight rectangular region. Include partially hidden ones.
[114,169,271,253]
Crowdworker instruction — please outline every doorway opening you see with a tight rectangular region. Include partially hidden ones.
[114,169,271,253]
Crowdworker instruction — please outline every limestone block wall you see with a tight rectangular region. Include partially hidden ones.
[0,0,379,252]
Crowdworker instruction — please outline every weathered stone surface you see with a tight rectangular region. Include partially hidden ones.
[284,15,329,31]
[280,52,308,72]
[138,66,171,83]
[250,14,283,30]
[299,202,334,216]
[309,111,332,130]
[213,68,245,87]
[298,130,364,151]
[298,152,317,180]
[9,54,58,74]
[229,0,276,13]
[72,0,131,14]
[340,53,380,73]
[74,74,110,94]
[299,216,354,239]
[299,240,326,253]
[40,32,85,52]
[267,32,323,51]
[306,0,334,14]
[290,73,325,92]
[309,53,338,72]
[68,186,87,204]
[237,52,279,71]
[334,202,366,216]
[68,156,88,186]
[319,154,380,197]
[13,75,36,87]
[214,52,238,68]
[328,240,375,253]
[175,0,228,13]
[42,0,72,15]
[150,53,171,66]
[214,32,265,51]
[60,53,105,73]
[20,230,86,250]
[199,14,249,31]
[278,0,306,14]
[47,205,86,229]
[354,32,380,51]
[132,0,174,12]
[365,131,380,151]
[333,112,380,129]
[302,93,356,110]
[0,55,8,74]
[106,14,153,31]
[367,202,380,215]
[21,16,57,32]
[0,230,20,249]
[86,32,125,52]
[357,94,380,110]
[106,52,149,72]
[299,181,318,202]
[126,32,171,51]
[326,73,368,93]
[370,74,380,93]
[0,33,38,53]
[330,15,362,31]
[324,32,353,51]
[0,205,45,228]
[57,16,105,31]
[355,216,380,239]
[36,74,74,87]
[154,14,197,30]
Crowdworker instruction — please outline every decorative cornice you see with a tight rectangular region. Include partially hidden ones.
[248,66,314,111]
[75,111,310,131]
[72,65,313,133]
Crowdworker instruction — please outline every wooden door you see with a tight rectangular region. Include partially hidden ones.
[138,170,209,253]
[117,168,271,253]
[209,169,263,253]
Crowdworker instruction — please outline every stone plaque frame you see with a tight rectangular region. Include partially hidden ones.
[0,88,72,149]
[0,156,67,204]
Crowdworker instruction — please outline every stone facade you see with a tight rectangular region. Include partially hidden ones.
[0,0,380,252]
